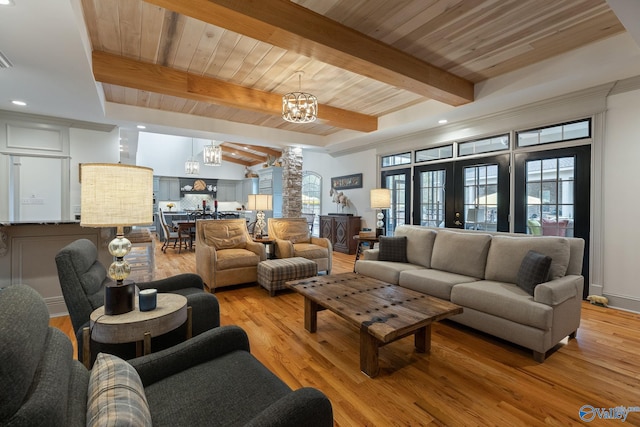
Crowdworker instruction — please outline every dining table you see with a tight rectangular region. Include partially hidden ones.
[173,220,196,251]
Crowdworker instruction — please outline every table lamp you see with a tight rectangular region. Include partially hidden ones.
[370,188,391,236]
[80,163,154,315]
[247,194,272,238]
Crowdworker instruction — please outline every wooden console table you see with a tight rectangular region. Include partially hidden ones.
[320,215,361,254]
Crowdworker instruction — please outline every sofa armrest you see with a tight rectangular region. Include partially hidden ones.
[534,275,584,306]
[362,248,380,261]
[273,238,295,258]
[310,236,331,249]
[196,244,216,289]
[244,387,333,427]
[129,325,249,387]
[138,273,204,293]
[246,240,267,261]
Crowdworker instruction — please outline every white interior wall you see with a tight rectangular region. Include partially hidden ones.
[602,88,640,311]
[69,127,120,218]
[136,132,245,179]
[302,148,378,230]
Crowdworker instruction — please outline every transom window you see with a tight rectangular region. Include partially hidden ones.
[458,134,509,157]
[381,152,411,167]
[415,145,453,163]
[517,119,590,147]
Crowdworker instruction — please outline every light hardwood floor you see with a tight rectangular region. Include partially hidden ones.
[49,239,640,426]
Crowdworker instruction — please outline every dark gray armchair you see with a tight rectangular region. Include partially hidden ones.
[0,285,333,427]
[55,238,220,365]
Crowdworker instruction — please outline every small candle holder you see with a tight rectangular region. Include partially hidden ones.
[139,288,157,312]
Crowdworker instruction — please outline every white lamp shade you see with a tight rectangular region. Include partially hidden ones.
[370,188,391,209]
[247,194,273,211]
[80,163,154,227]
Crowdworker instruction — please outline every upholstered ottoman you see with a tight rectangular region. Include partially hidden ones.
[257,257,318,296]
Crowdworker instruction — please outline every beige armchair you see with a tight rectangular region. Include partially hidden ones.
[268,218,332,273]
[196,219,266,291]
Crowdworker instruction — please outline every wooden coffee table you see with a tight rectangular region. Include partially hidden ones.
[287,272,463,377]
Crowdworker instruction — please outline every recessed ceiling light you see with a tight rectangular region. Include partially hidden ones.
[137,125,146,129]
[438,119,448,124]
[0,0,15,6]
[11,100,27,106]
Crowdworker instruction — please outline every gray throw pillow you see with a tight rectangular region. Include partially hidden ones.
[378,236,408,263]
[516,250,552,295]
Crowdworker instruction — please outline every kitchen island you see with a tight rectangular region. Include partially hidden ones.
[0,221,112,316]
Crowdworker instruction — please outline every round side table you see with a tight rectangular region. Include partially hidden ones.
[83,293,190,367]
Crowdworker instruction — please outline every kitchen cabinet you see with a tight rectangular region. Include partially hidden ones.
[258,167,282,218]
[157,177,180,201]
[320,215,361,254]
[237,178,258,206]
[216,180,237,202]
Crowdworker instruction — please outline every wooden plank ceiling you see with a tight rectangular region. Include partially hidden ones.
[81,0,624,154]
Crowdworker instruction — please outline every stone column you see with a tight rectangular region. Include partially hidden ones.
[281,147,303,217]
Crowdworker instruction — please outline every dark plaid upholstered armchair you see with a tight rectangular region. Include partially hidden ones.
[55,238,220,365]
[0,285,333,427]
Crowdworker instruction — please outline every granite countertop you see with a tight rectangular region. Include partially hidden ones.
[0,220,81,226]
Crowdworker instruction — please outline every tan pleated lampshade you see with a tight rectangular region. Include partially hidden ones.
[80,163,154,227]
[247,194,273,211]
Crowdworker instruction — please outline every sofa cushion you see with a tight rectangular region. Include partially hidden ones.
[271,220,311,244]
[378,236,408,263]
[216,248,261,270]
[87,353,152,427]
[430,230,492,279]
[204,223,247,250]
[399,269,479,301]
[484,235,570,283]
[451,281,553,330]
[516,250,552,295]
[293,243,329,260]
[354,260,424,285]
[395,226,437,268]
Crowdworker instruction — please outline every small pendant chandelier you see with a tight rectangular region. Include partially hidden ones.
[282,71,317,123]
[184,138,200,175]
[203,140,222,166]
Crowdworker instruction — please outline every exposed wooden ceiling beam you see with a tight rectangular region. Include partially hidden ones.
[220,154,253,166]
[232,144,282,158]
[92,50,377,132]
[220,144,266,162]
[144,0,474,106]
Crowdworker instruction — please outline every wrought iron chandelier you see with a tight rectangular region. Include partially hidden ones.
[282,71,317,123]
[184,138,200,175]
[203,140,222,166]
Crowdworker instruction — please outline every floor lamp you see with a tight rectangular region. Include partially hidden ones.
[370,188,391,236]
[247,194,273,238]
[80,163,154,315]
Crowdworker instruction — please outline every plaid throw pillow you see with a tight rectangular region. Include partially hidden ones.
[516,250,552,295]
[378,236,408,263]
[87,353,152,427]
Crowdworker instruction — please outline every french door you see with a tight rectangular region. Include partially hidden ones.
[381,168,411,235]
[412,154,510,232]
[514,146,590,297]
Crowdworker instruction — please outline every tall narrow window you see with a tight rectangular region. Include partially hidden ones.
[302,171,321,236]
[524,157,575,237]
[463,164,498,231]
[418,169,446,227]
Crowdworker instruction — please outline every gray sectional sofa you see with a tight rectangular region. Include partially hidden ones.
[354,225,585,362]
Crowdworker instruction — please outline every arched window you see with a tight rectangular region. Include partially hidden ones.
[302,171,321,236]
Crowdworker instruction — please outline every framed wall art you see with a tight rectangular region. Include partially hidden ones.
[331,173,363,190]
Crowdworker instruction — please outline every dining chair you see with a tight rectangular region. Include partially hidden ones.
[158,208,190,253]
